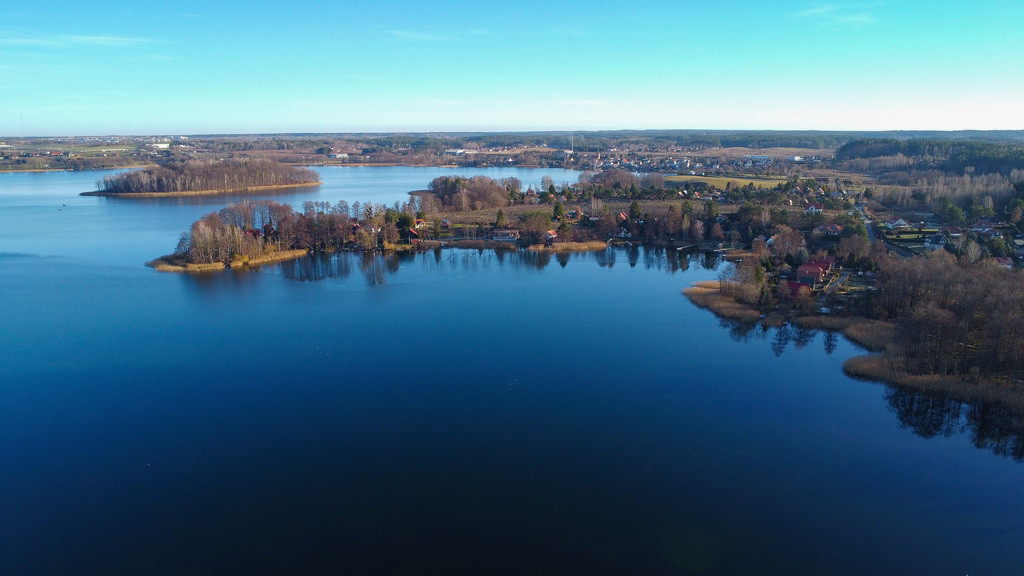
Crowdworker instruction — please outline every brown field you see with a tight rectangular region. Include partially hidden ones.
[665,174,789,189]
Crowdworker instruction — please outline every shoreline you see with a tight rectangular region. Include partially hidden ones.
[1,163,156,174]
[148,239,613,274]
[526,241,608,253]
[81,181,320,198]
[0,168,74,173]
[147,248,310,272]
[683,279,1024,413]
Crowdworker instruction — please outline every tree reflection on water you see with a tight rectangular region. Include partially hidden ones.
[257,247,1024,463]
[711,314,1024,462]
[276,245,720,283]
[885,384,1024,461]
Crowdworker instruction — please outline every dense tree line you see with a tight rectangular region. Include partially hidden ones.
[873,251,1024,378]
[173,198,422,263]
[427,175,521,210]
[837,138,1024,176]
[98,158,319,194]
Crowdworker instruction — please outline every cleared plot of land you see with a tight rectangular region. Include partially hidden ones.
[665,174,789,188]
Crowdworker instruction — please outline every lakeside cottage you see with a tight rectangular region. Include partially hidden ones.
[490,228,520,242]
[814,223,843,237]
[884,218,910,230]
[796,257,836,286]
[992,257,1014,270]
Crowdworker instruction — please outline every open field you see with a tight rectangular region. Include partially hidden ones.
[665,174,789,189]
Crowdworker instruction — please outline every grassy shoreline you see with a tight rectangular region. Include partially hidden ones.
[147,248,309,272]
[81,181,320,198]
[526,241,608,253]
[683,278,1024,412]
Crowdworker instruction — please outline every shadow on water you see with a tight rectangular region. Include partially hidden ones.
[186,245,1024,461]
[280,252,353,282]
[98,185,317,206]
[710,314,1024,463]
[714,315,843,358]
[266,246,723,281]
[885,384,1024,461]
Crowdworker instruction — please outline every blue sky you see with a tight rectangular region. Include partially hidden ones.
[1,0,1021,135]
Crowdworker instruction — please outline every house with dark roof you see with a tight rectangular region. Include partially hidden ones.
[924,234,947,251]
[490,228,520,242]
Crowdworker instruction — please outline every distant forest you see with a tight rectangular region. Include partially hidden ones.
[96,158,319,194]
[193,130,1024,154]
[836,138,1024,175]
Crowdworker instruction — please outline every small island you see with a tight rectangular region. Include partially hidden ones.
[82,158,319,197]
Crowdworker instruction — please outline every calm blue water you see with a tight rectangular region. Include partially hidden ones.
[2,169,1023,575]
[0,166,581,266]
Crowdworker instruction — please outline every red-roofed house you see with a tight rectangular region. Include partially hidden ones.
[796,257,836,286]
[814,223,843,237]
[992,257,1014,270]
[785,281,808,298]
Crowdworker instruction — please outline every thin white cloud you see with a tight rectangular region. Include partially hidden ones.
[792,5,838,18]
[142,54,178,62]
[65,35,152,47]
[839,14,875,25]
[421,97,612,108]
[0,34,157,48]
[790,4,874,27]
[552,99,610,106]
[389,30,453,42]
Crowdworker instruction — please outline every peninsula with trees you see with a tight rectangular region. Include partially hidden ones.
[134,131,1024,414]
[83,158,319,197]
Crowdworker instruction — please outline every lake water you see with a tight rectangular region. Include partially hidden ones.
[2,168,1023,575]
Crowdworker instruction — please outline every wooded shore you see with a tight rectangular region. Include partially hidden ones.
[684,279,1024,412]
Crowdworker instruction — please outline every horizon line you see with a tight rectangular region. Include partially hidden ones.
[6,128,1024,139]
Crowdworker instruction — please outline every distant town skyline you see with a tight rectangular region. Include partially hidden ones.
[2,0,1022,136]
